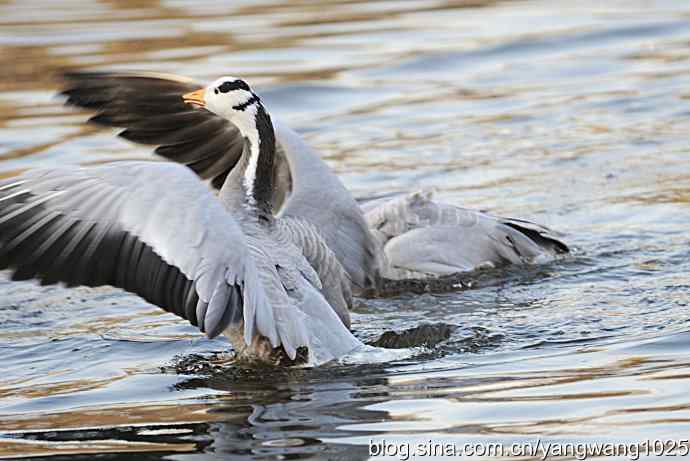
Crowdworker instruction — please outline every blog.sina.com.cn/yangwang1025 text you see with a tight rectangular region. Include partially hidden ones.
[368,438,690,460]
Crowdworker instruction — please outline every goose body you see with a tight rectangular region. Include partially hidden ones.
[0,77,362,365]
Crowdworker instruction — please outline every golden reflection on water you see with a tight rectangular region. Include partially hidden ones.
[1,0,690,459]
[365,344,690,437]
[0,439,196,459]
[0,401,224,433]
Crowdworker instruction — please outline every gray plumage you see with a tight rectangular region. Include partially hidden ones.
[232,213,360,364]
[275,216,353,328]
[273,118,380,290]
[364,191,569,279]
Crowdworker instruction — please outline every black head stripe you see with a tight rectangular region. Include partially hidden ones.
[218,79,251,93]
[233,94,260,111]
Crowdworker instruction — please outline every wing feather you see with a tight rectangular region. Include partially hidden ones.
[61,71,244,186]
[274,120,380,290]
[0,162,265,340]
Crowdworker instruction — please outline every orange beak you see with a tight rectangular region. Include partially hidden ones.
[183,88,206,107]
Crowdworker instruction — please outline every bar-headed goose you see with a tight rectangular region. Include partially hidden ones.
[0,77,364,365]
[60,71,568,287]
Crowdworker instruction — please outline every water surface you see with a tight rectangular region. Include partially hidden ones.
[1,0,690,459]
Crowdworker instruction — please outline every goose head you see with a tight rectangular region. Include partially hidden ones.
[183,76,262,136]
[184,76,276,215]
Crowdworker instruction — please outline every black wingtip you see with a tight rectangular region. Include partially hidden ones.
[503,222,570,255]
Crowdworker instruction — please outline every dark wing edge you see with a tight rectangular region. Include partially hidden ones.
[502,218,570,255]
[60,70,243,189]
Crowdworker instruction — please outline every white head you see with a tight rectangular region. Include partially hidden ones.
[183,76,261,137]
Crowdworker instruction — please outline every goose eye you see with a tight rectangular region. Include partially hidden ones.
[214,88,219,94]
[218,81,234,93]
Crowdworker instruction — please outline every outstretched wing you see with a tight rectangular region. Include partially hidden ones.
[0,161,272,341]
[61,71,244,189]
